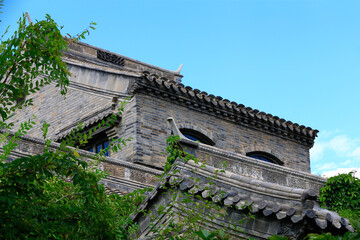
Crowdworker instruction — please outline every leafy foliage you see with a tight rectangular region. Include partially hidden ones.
[305,230,360,240]
[0,112,141,239]
[0,98,137,239]
[194,229,230,240]
[267,235,292,240]
[320,172,360,215]
[163,135,195,174]
[297,172,360,240]
[1,151,112,239]
[143,135,252,240]
[0,108,139,239]
[0,13,96,130]
[0,115,36,162]
[0,14,69,129]
[0,11,144,239]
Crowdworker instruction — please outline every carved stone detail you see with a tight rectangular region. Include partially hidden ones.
[97,50,125,66]
[128,79,140,94]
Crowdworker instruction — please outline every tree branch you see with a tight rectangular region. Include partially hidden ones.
[55,192,81,203]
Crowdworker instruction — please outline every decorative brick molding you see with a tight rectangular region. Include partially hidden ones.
[97,50,125,67]
[166,118,324,189]
[66,41,183,82]
[195,142,325,189]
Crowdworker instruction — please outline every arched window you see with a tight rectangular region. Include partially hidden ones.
[180,128,215,146]
[246,151,283,165]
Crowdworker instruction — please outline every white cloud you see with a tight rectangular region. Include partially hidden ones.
[311,132,360,176]
[312,134,360,160]
[317,162,338,171]
[318,129,341,139]
[328,135,357,154]
[321,168,360,179]
[350,147,360,160]
[310,142,325,161]
[341,159,352,166]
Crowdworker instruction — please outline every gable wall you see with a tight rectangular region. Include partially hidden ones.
[7,64,138,164]
[9,82,112,139]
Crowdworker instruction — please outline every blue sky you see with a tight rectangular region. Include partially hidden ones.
[2,0,360,177]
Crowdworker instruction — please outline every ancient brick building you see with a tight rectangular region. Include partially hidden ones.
[2,41,353,239]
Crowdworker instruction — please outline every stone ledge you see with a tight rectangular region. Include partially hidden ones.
[0,130,163,176]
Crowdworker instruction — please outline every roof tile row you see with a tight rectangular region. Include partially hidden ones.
[130,160,353,234]
[136,72,318,147]
[165,171,353,232]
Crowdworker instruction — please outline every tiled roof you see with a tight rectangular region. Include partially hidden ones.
[131,159,353,234]
[134,72,319,147]
[53,107,116,141]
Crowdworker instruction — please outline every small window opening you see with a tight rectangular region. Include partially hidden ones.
[88,140,109,156]
[180,128,215,146]
[246,151,283,165]
[81,132,110,156]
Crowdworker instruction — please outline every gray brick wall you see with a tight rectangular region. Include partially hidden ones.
[7,68,311,174]
[134,93,311,172]
[109,97,138,163]
[9,83,112,140]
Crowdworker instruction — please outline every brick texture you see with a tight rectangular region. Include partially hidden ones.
[133,93,311,172]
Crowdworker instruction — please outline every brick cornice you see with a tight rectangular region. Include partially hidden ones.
[133,73,318,148]
[194,142,326,184]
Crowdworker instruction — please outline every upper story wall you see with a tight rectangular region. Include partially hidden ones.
[7,41,318,174]
[134,92,312,172]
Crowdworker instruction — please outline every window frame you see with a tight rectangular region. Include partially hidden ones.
[246,151,283,165]
[83,131,110,157]
[180,128,215,146]
[88,139,110,156]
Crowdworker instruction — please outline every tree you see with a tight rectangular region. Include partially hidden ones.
[1,13,70,129]
[0,12,142,239]
[319,172,360,217]
[299,173,360,240]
